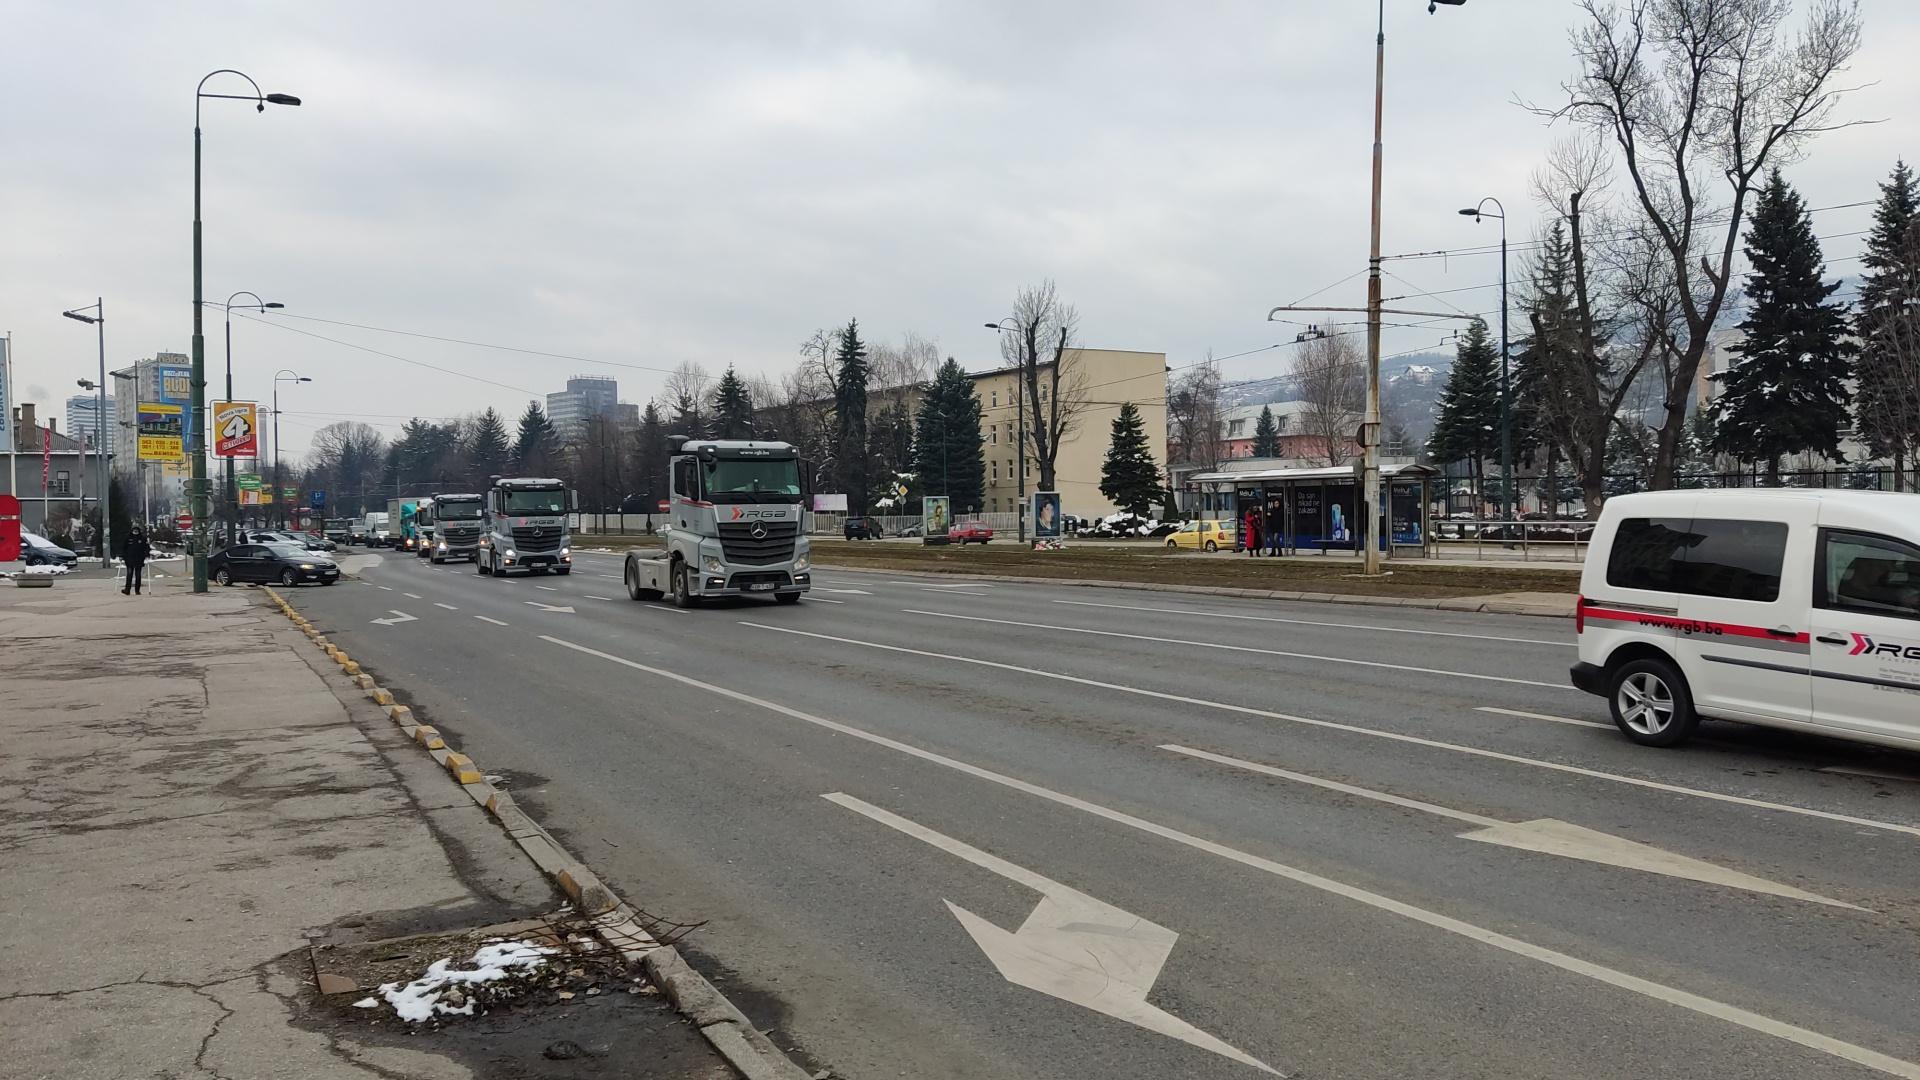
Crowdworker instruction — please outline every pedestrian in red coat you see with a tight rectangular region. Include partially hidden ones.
[1243,507,1261,556]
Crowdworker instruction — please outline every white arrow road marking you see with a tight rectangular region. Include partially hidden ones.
[473,615,509,626]
[1475,706,1609,730]
[824,793,1276,1075]
[370,610,418,626]
[1161,745,1864,911]
[540,632,1920,1080]
[822,588,872,595]
[903,609,1568,690]
[1053,599,1575,648]
[524,601,576,613]
[738,622,1920,840]
[434,602,458,610]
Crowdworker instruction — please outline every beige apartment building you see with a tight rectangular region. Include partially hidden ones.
[971,347,1167,519]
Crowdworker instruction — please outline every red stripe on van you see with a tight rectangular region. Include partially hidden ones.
[1581,606,1809,644]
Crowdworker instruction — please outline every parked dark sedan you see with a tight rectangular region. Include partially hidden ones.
[844,516,885,540]
[210,542,339,587]
[18,530,79,568]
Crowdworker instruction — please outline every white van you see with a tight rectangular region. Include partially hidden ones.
[1571,489,1920,750]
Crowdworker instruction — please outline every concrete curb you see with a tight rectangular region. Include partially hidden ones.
[260,587,810,1080]
[812,561,1577,619]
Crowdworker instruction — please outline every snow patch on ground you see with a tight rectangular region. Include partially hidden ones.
[364,939,558,1023]
[1,564,71,578]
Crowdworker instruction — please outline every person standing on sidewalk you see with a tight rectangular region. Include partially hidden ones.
[122,527,151,595]
[1242,505,1261,557]
[1265,499,1284,557]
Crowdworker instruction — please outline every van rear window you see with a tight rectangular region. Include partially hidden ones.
[1607,517,1788,602]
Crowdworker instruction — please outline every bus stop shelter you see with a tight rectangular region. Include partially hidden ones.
[1185,463,1439,557]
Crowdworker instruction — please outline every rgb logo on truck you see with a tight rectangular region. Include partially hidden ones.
[1850,633,1920,660]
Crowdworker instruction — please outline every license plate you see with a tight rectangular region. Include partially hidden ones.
[746,582,777,592]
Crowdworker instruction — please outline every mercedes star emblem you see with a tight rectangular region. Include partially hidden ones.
[749,522,768,540]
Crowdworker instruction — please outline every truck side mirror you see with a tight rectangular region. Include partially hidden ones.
[569,490,579,513]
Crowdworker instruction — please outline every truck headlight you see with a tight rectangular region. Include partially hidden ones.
[702,555,725,575]
[560,546,571,556]
[793,554,810,572]
[504,549,516,558]
[437,541,447,550]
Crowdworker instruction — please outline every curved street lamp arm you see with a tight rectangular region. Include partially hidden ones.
[196,69,265,125]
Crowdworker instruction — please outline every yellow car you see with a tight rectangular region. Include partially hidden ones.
[1165,519,1235,552]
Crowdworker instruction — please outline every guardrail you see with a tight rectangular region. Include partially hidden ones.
[1429,519,1592,562]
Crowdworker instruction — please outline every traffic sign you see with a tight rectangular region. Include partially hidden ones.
[175,512,194,532]
[310,490,326,508]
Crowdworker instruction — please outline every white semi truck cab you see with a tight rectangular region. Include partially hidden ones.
[623,437,811,607]
[426,492,485,563]
[477,477,576,577]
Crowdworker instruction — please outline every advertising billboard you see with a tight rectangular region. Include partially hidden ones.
[213,401,258,459]
[1032,491,1062,539]
[137,402,184,461]
[921,495,950,538]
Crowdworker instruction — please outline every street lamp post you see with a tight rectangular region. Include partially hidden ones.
[273,370,310,530]
[985,320,1026,543]
[192,70,300,592]
[62,300,110,566]
[1459,198,1512,520]
[218,291,283,542]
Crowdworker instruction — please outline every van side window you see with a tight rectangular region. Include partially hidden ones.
[1606,518,1690,592]
[1679,519,1789,602]
[1607,517,1788,602]
[1818,530,1920,621]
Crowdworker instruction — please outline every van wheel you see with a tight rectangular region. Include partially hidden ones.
[1204,541,1218,552]
[1609,658,1698,747]
[478,554,491,575]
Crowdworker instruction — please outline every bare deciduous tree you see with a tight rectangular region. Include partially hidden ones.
[1532,0,1866,489]
[1291,334,1364,468]
[1167,356,1226,471]
[662,360,710,437]
[999,280,1087,492]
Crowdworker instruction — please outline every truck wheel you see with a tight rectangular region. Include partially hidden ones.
[672,564,699,609]
[775,592,801,605]
[626,561,663,601]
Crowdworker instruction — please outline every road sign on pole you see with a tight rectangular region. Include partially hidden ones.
[175,511,193,532]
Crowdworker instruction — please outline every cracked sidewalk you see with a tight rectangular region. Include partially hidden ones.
[0,572,728,1079]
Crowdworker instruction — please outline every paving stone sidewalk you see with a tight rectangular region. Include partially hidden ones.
[0,572,730,1080]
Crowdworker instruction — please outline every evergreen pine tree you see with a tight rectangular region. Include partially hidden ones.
[512,401,559,474]
[1100,402,1162,516]
[832,318,871,513]
[465,407,513,483]
[912,358,986,512]
[1709,169,1856,484]
[632,401,671,506]
[1854,161,1920,478]
[1427,319,1502,512]
[709,366,756,439]
[1252,406,1280,458]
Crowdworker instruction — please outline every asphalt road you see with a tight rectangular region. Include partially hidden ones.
[277,547,1920,1080]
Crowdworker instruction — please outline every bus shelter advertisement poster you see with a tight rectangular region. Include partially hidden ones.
[922,496,950,538]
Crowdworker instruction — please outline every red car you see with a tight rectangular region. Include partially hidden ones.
[948,522,994,545]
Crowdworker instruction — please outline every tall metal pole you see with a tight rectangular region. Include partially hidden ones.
[224,309,236,543]
[272,379,282,530]
[1017,353,1026,543]
[190,113,210,590]
[1361,0,1387,575]
[95,299,110,566]
[1498,220,1513,519]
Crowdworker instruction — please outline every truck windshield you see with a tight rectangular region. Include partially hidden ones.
[704,458,802,502]
[436,502,482,520]
[502,490,568,515]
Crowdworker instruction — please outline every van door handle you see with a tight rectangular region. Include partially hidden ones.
[1816,634,1849,646]
[1765,627,1799,639]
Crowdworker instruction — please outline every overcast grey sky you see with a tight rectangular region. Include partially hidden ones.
[5,1,1915,460]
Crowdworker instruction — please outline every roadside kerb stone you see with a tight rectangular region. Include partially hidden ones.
[368,687,394,706]
[271,586,819,1080]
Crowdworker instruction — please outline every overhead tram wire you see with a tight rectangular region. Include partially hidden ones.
[254,311,713,381]
[232,311,542,396]
[1381,199,1878,264]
